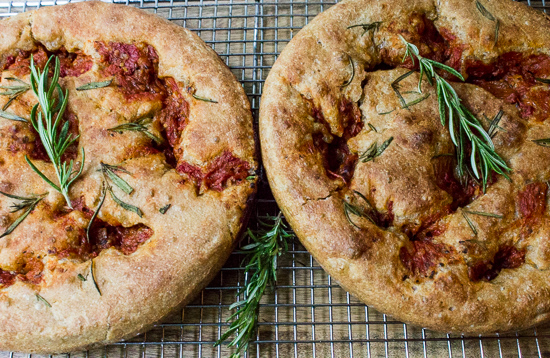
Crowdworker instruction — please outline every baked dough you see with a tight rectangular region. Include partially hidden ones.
[0,1,256,353]
[260,0,550,333]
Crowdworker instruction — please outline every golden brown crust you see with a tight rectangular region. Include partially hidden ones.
[0,2,256,353]
[260,0,550,333]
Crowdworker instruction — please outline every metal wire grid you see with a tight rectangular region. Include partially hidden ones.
[0,0,549,357]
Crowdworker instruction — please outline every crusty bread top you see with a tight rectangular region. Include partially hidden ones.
[0,1,256,353]
[260,0,550,333]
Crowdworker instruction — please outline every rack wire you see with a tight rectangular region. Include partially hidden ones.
[0,0,549,357]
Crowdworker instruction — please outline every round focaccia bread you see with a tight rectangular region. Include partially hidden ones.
[0,1,256,354]
[260,0,550,333]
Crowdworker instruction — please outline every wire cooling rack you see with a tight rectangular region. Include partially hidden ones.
[0,0,549,357]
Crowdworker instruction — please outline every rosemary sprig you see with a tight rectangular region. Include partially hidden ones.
[536,78,550,84]
[108,116,163,145]
[77,274,87,282]
[0,191,46,239]
[192,93,218,103]
[400,37,510,190]
[216,213,292,358]
[341,53,355,87]
[0,77,30,110]
[343,191,376,228]
[0,77,30,93]
[378,109,395,115]
[76,79,112,91]
[86,183,107,243]
[25,55,84,209]
[359,137,393,163]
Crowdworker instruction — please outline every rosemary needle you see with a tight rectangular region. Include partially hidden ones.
[463,210,503,218]
[192,93,218,103]
[476,0,495,21]
[462,211,478,235]
[86,183,107,243]
[368,123,378,132]
[35,293,51,308]
[159,204,171,214]
[76,79,112,91]
[487,110,504,138]
[215,213,293,358]
[91,260,101,296]
[0,109,27,122]
[378,109,395,115]
[346,21,382,36]
[341,53,355,87]
[533,138,550,147]
[106,184,143,218]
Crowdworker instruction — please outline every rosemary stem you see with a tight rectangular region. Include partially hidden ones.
[51,148,70,209]
[59,178,73,209]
